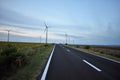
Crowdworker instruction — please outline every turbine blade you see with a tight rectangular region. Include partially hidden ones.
[44,22,48,29]
[44,28,47,32]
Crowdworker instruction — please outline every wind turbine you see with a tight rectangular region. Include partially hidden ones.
[0,29,11,42]
[44,22,48,44]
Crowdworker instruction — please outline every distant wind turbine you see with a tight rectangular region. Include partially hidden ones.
[44,22,48,44]
[0,29,24,42]
[1,29,11,42]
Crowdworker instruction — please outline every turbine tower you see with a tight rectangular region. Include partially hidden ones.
[44,22,48,44]
[7,30,10,42]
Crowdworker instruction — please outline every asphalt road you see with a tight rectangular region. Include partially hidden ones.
[45,44,120,80]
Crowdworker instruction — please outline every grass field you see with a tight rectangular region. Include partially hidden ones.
[68,45,120,62]
[0,42,54,80]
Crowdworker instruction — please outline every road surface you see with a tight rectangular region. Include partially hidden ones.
[43,44,120,80]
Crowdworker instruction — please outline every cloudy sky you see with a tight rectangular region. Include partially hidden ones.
[0,0,120,45]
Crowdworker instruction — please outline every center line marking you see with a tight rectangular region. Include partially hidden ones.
[67,49,70,52]
[83,60,102,72]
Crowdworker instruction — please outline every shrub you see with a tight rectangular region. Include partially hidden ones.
[44,44,48,47]
[84,45,90,49]
[0,44,29,68]
[15,52,30,67]
[76,45,79,48]
[100,50,104,54]
[1,44,17,56]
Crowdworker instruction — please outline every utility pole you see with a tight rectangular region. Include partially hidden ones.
[73,40,74,44]
[40,36,41,43]
[69,36,70,44]
[46,25,48,44]
[65,33,67,45]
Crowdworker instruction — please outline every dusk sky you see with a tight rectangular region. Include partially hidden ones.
[0,0,120,45]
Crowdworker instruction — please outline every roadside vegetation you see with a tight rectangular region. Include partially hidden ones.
[68,45,120,62]
[0,42,53,80]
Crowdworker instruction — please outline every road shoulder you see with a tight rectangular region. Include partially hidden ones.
[66,45,120,63]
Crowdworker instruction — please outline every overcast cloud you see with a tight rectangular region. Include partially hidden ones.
[0,0,120,45]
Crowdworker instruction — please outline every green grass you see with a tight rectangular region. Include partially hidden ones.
[0,42,53,80]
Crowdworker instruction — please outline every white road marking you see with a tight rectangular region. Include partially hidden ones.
[40,45,56,80]
[67,49,70,52]
[83,60,102,72]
